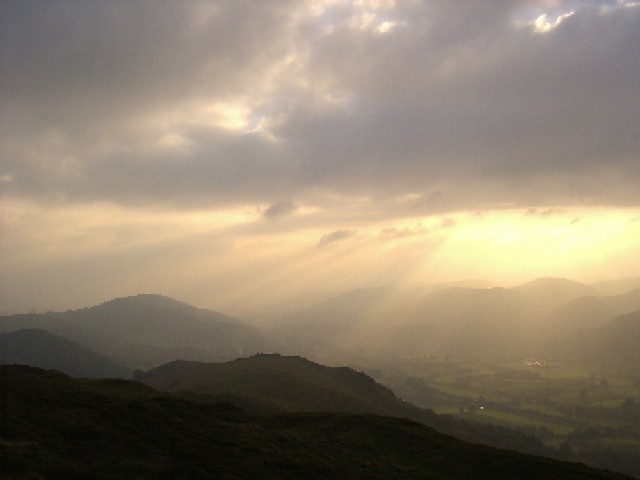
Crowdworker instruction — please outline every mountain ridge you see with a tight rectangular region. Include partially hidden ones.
[0,294,265,369]
[139,353,402,416]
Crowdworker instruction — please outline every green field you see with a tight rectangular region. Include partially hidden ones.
[462,408,575,435]
[376,359,640,478]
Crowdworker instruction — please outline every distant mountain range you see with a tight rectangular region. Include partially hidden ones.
[271,278,640,370]
[2,281,639,375]
[0,294,266,369]
[2,364,631,479]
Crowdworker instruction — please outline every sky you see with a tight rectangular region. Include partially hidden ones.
[1,0,639,315]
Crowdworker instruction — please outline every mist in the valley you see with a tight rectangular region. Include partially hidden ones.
[257,276,640,369]
[4,275,639,373]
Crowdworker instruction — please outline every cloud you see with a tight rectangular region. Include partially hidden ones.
[3,1,640,317]
[524,208,566,217]
[1,0,639,213]
[317,229,356,248]
[263,200,297,220]
[379,224,430,240]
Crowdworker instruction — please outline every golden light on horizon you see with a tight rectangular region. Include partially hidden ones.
[421,208,640,285]
[1,199,639,314]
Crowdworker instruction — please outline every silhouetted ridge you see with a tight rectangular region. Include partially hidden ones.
[139,353,399,415]
[92,293,238,323]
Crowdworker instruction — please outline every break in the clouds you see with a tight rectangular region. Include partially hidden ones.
[2,0,639,211]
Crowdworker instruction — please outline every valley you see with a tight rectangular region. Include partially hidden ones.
[1,277,640,478]
[372,356,640,476]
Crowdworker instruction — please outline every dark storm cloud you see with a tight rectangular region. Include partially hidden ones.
[1,1,639,212]
[283,1,640,203]
[0,1,294,106]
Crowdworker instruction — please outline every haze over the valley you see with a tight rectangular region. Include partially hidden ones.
[1,1,639,315]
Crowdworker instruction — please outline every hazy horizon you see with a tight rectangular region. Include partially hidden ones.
[2,1,639,315]
[3,274,640,320]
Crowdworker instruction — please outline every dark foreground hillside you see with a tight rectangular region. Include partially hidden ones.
[0,366,630,480]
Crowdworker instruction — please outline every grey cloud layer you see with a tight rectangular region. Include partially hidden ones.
[2,1,639,211]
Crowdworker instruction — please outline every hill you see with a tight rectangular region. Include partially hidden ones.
[591,278,640,296]
[541,294,640,371]
[513,278,597,312]
[0,294,266,368]
[0,329,131,378]
[138,354,574,458]
[594,311,640,374]
[1,365,630,480]
[138,353,403,416]
[548,289,640,333]
[56,294,264,355]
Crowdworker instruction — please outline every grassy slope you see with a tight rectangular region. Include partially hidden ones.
[0,365,631,480]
